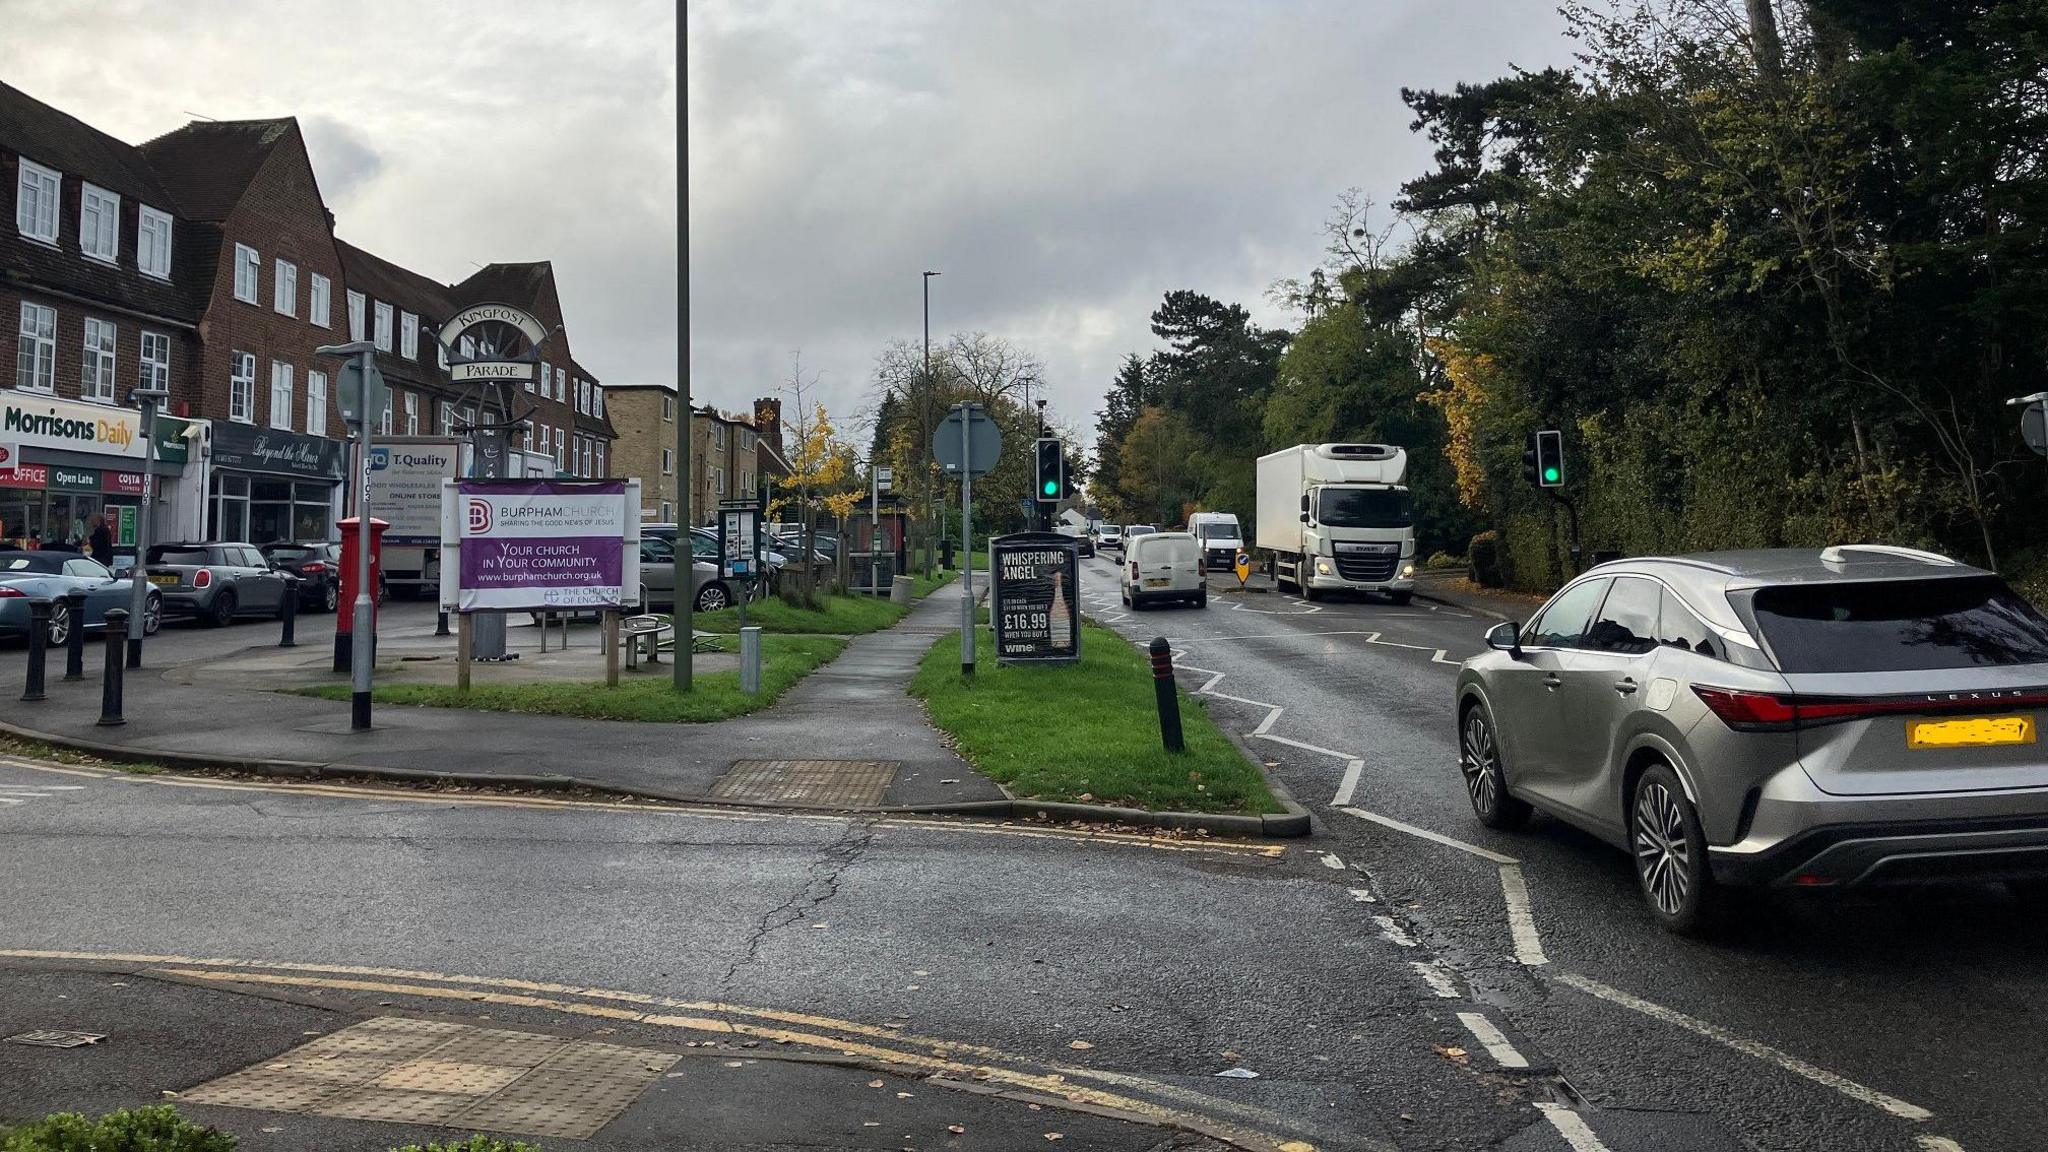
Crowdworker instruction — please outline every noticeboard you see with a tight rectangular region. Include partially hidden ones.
[991,531,1080,664]
[719,507,762,579]
[440,478,640,612]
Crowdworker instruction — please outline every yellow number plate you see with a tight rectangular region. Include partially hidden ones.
[1907,715,2036,749]
[147,574,179,587]
[1144,578,1171,588]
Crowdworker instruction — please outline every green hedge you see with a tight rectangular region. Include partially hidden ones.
[1,1107,234,1152]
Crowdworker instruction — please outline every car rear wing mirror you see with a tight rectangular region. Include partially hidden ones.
[1485,621,1523,658]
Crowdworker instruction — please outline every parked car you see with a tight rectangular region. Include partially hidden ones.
[636,535,737,613]
[260,541,343,612]
[1061,525,1094,558]
[1454,545,2048,934]
[145,542,294,627]
[0,551,163,644]
[1094,524,1124,557]
[1120,531,1207,610]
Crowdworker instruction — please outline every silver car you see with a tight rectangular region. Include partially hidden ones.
[1455,546,2048,933]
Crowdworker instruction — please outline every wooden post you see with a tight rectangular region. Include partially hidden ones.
[604,611,621,687]
[457,612,473,692]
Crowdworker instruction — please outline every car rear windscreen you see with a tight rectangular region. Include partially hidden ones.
[265,546,316,562]
[1140,537,1198,565]
[1751,576,2048,672]
[152,548,210,566]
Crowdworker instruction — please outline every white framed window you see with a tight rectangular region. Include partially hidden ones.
[269,361,294,430]
[660,500,673,522]
[309,273,331,327]
[554,427,565,466]
[713,423,726,448]
[138,331,171,393]
[15,158,60,244]
[661,395,674,421]
[138,206,173,279]
[580,379,591,415]
[439,401,454,436]
[740,469,751,497]
[523,423,534,450]
[81,317,117,401]
[347,289,365,340]
[593,386,604,419]
[713,467,725,495]
[307,371,329,437]
[16,302,56,392]
[273,259,297,316]
[229,351,256,423]
[538,422,549,453]
[435,329,448,370]
[595,442,605,477]
[459,334,476,361]
[78,184,119,263]
[661,447,673,475]
[404,392,419,435]
[400,311,418,359]
[372,301,393,352]
[377,387,392,435]
[523,364,536,393]
[233,244,260,303]
[740,428,753,451]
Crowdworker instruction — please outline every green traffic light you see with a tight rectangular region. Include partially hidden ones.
[1543,467,1561,483]
[1042,481,1059,496]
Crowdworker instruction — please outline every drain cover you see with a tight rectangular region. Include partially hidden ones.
[7,1030,105,1048]
[710,760,898,807]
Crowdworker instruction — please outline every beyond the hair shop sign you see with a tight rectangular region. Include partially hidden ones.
[210,421,346,480]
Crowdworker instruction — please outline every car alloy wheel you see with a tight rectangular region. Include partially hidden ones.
[46,602,70,647]
[323,582,338,612]
[696,583,730,613]
[143,593,162,637]
[208,591,237,628]
[1631,763,1718,933]
[1459,704,1530,829]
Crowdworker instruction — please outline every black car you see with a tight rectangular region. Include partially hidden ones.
[261,541,343,612]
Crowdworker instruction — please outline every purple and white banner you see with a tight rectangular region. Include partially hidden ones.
[450,479,630,611]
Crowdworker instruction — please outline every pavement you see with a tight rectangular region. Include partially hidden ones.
[0,585,1004,812]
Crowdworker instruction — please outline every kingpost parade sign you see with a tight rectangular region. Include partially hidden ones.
[441,478,638,612]
[991,531,1081,664]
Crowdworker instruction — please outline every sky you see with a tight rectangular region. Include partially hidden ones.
[1,0,1574,443]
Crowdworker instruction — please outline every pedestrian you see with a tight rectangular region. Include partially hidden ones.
[88,512,113,566]
[25,530,40,551]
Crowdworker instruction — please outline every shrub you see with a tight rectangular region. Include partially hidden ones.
[1,1106,235,1152]
[387,1139,545,1152]
[1424,550,1465,570]
[1467,530,1503,587]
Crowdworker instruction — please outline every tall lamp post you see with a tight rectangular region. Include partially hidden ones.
[922,270,940,576]
[124,382,169,667]
[319,339,381,731]
[674,9,694,691]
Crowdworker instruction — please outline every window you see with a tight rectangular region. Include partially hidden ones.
[523,423,534,450]
[234,244,260,303]
[1752,576,2048,673]
[523,364,536,393]
[595,442,605,477]
[661,448,673,475]
[400,311,418,359]
[740,428,751,450]
[404,392,419,435]
[16,302,56,392]
[16,158,60,244]
[376,387,391,435]
[713,423,726,448]
[554,427,565,465]
[75,184,119,262]
[138,206,173,278]
[1584,577,1660,656]
[440,402,454,436]
[660,501,673,522]
[273,259,297,316]
[740,469,750,497]
[436,330,448,370]
[307,371,328,437]
[269,361,294,430]
[347,290,366,340]
[459,334,476,361]
[373,302,393,351]
[580,379,591,415]
[713,467,724,495]
[537,363,550,397]
[309,273,331,327]
[661,395,674,422]
[538,422,549,453]
[1525,579,1609,649]
[81,318,117,401]
[229,351,256,422]
[1656,588,1721,661]
[138,331,170,393]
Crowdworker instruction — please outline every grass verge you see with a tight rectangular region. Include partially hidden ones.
[909,621,1279,815]
[296,634,846,723]
[0,734,165,774]
[691,593,907,635]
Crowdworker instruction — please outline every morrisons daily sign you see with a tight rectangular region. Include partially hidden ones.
[1,394,191,464]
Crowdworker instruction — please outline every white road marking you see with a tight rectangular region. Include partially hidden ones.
[1916,1137,1967,1152]
[0,798,25,806]
[1348,888,1376,904]
[1254,731,1353,760]
[1332,759,1363,807]
[1533,1103,1613,1152]
[1337,806,1519,865]
[1501,864,1549,967]
[1455,1012,1528,1068]
[0,761,108,779]
[1410,961,1459,999]
[1319,852,1346,870]
[0,784,84,790]
[1370,915,1417,947]
[1555,971,1934,1121]
[1431,649,1459,665]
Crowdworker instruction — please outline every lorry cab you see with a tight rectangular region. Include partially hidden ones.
[1257,443,1417,604]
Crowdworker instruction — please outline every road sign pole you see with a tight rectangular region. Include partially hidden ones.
[960,404,975,677]
[351,350,376,731]
[870,468,881,596]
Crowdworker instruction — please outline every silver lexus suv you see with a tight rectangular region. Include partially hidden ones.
[1455,546,2048,933]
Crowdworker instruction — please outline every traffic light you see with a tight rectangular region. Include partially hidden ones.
[1035,437,1064,503]
[1523,429,1565,488]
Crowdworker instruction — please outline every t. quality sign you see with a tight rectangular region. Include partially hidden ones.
[442,479,635,612]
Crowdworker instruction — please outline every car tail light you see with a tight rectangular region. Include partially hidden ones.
[193,569,212,589]
[0,587,23,598]
[1694,684,2048,731]
[301,561,329,574]
[1693,686,1800,729]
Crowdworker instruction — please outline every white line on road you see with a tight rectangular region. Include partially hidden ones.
[0,784,83,790]
[1432,649,1459,665]
[1501,864,1549,967]
[1370,915,1417,947]
[1332,759,1363,807]
[1254,731,1354,760]
[1555,971,1934,1121]
[1337,806,1519,865]
[1319,852,1346,870]
[0,798,25,806]
[1916,1137,1968,1152]
[1410,961,1460,998]
[1348,888,1376,903]
[1456,1012,1529,1069]
[1533,1103,1613,1152]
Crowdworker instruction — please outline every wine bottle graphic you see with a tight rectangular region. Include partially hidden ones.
[1048,568,1072,651]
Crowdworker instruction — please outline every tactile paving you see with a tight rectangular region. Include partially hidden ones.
[710,759,897,807]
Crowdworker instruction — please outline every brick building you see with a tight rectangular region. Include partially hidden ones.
[1,78,615,550]
[604,385,786,525]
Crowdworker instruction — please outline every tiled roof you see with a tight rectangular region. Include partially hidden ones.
[137,118,296,222]
[453,261,551,307]
[0,80,178,207]
[337,239,454,320]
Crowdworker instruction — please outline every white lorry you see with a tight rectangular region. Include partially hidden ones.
[1255,443,1416,603]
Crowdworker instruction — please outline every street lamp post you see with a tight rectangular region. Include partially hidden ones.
[922,270,939,576]
[674,9,693,691]
[319,340,380,731]
[124,383,169,667]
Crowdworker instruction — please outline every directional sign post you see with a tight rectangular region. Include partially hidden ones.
[932,403,1002,675]
[1234,550,1252,587]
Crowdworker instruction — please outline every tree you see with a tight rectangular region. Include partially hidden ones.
[1116,407,1207,525]
[1090,354,1147,519]
[777,355,859,606]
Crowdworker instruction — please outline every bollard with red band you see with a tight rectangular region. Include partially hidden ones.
[1149,636,1184,753]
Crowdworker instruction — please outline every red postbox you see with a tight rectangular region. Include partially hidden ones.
[333,516,389,671]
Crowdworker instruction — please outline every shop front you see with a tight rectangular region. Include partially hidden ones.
[0,393,195,550]
[206,423,347,544]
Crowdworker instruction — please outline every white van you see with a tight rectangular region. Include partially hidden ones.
[1120,531,1207,610]
[1186,511,1244,571]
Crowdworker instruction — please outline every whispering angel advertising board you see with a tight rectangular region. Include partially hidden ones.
[439,478,640,611]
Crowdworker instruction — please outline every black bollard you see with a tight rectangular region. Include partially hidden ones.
[435,610,451,637]
[1148,636,1184,753]
[97,609,128,727]
[21,598,51,702]
[279,584,298,647]
[62,589,87,681]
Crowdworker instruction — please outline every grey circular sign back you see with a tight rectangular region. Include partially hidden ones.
[2022,402,2048,457]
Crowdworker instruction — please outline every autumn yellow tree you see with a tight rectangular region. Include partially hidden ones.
[774,356,861,604]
